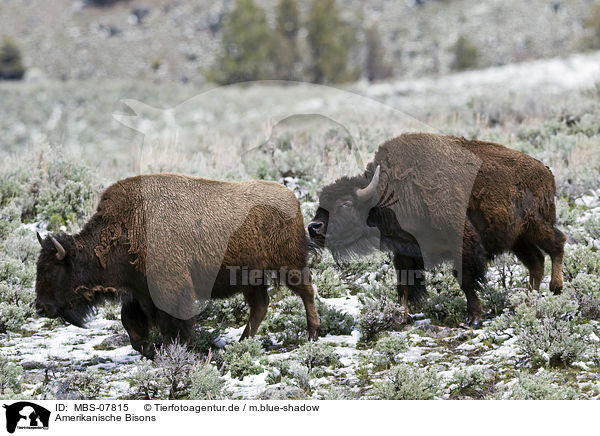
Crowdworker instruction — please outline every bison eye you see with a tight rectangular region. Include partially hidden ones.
[340,201,353,208]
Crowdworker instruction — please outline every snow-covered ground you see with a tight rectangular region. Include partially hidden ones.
[361,51,600,112]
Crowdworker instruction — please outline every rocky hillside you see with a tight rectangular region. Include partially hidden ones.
[0,0,597,83]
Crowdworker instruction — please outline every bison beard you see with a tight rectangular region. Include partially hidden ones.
[309,133,566,327]
[35,174,320,358]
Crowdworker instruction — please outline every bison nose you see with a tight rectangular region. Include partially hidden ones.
[308,221,324,237]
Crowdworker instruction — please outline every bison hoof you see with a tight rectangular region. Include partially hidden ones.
[307,328,320,341]
[460,317,483,329]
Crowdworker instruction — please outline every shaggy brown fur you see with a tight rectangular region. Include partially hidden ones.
[310,133,565,326]
[36,174,320,358]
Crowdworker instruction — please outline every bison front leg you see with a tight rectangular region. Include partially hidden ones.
[392,253,426,323]
[240,286,270,340]
[155,310,193,346]
[121,299,153,358]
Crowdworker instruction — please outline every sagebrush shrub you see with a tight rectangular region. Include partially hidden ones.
[196,294,248,328]
[0,281,35,333]
[358,295,405,342]
[565,273,600,319]
[374,334,407,364]
[221,338,265,380]
[492,371,579,400]
[188,327,221,355]
[313,266,345,298]
[423,265,468,326]
[2,228,39,264]
[189,352,225,400]
[563,244,600,281]
[373,364,439,400]
[0,151,97,229]
[317,300,354,336]
[0,355,22,397]
[449,367,495,399]
[491,292,592,367]
[295,342,339,373]
[0,201,20,240]
[130,359,161,400]
[260,296,307,346]
[266,359,311,393]
[260,292,351,344]
[155,340,197,399]
[60,370,103,400]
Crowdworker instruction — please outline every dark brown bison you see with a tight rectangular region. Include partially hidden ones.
[35,173,320,358]
[308,133,565,326]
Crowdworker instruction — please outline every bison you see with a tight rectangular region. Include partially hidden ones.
[308,133,566,326]
[35,173,320,358]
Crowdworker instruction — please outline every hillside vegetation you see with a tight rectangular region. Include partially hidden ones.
[1,54,600,399]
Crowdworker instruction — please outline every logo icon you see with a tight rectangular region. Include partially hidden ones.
[3,402,50,434]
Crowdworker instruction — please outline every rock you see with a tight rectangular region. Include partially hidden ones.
[23,67,46,83]
[41,381,83,400]
[258,385,306,400]
[20,360,47,370]
[96,334,130,350]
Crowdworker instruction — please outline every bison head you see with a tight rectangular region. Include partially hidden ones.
[308,166,384,259]
[35,233,93,327]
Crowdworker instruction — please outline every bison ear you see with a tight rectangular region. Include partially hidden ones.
[37,232,44,246]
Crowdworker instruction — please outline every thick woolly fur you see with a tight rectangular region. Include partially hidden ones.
[36,174,320,357]
[312,133,566,325]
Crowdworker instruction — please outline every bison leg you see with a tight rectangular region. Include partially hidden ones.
[155,309,193,345]
[288,282,321,341]
[121,299,153,358]
[458,221,487,328]
[392,253,426,322]
[537,227,566,294]
[240,286,270,340]
[512,239,545,290]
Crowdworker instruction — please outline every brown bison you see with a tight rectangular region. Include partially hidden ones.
[35,174,320,358]
[308,133,565,326]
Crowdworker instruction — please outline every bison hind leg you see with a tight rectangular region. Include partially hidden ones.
[457,221,487,328]
[240,285,270,340]
[536,227,566,294]
[512,239,545,291]
[287,281,320,341]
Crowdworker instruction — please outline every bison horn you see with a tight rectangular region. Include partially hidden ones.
[50,235,66,261]
[356,165,380,203]
[36,232,43,246]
